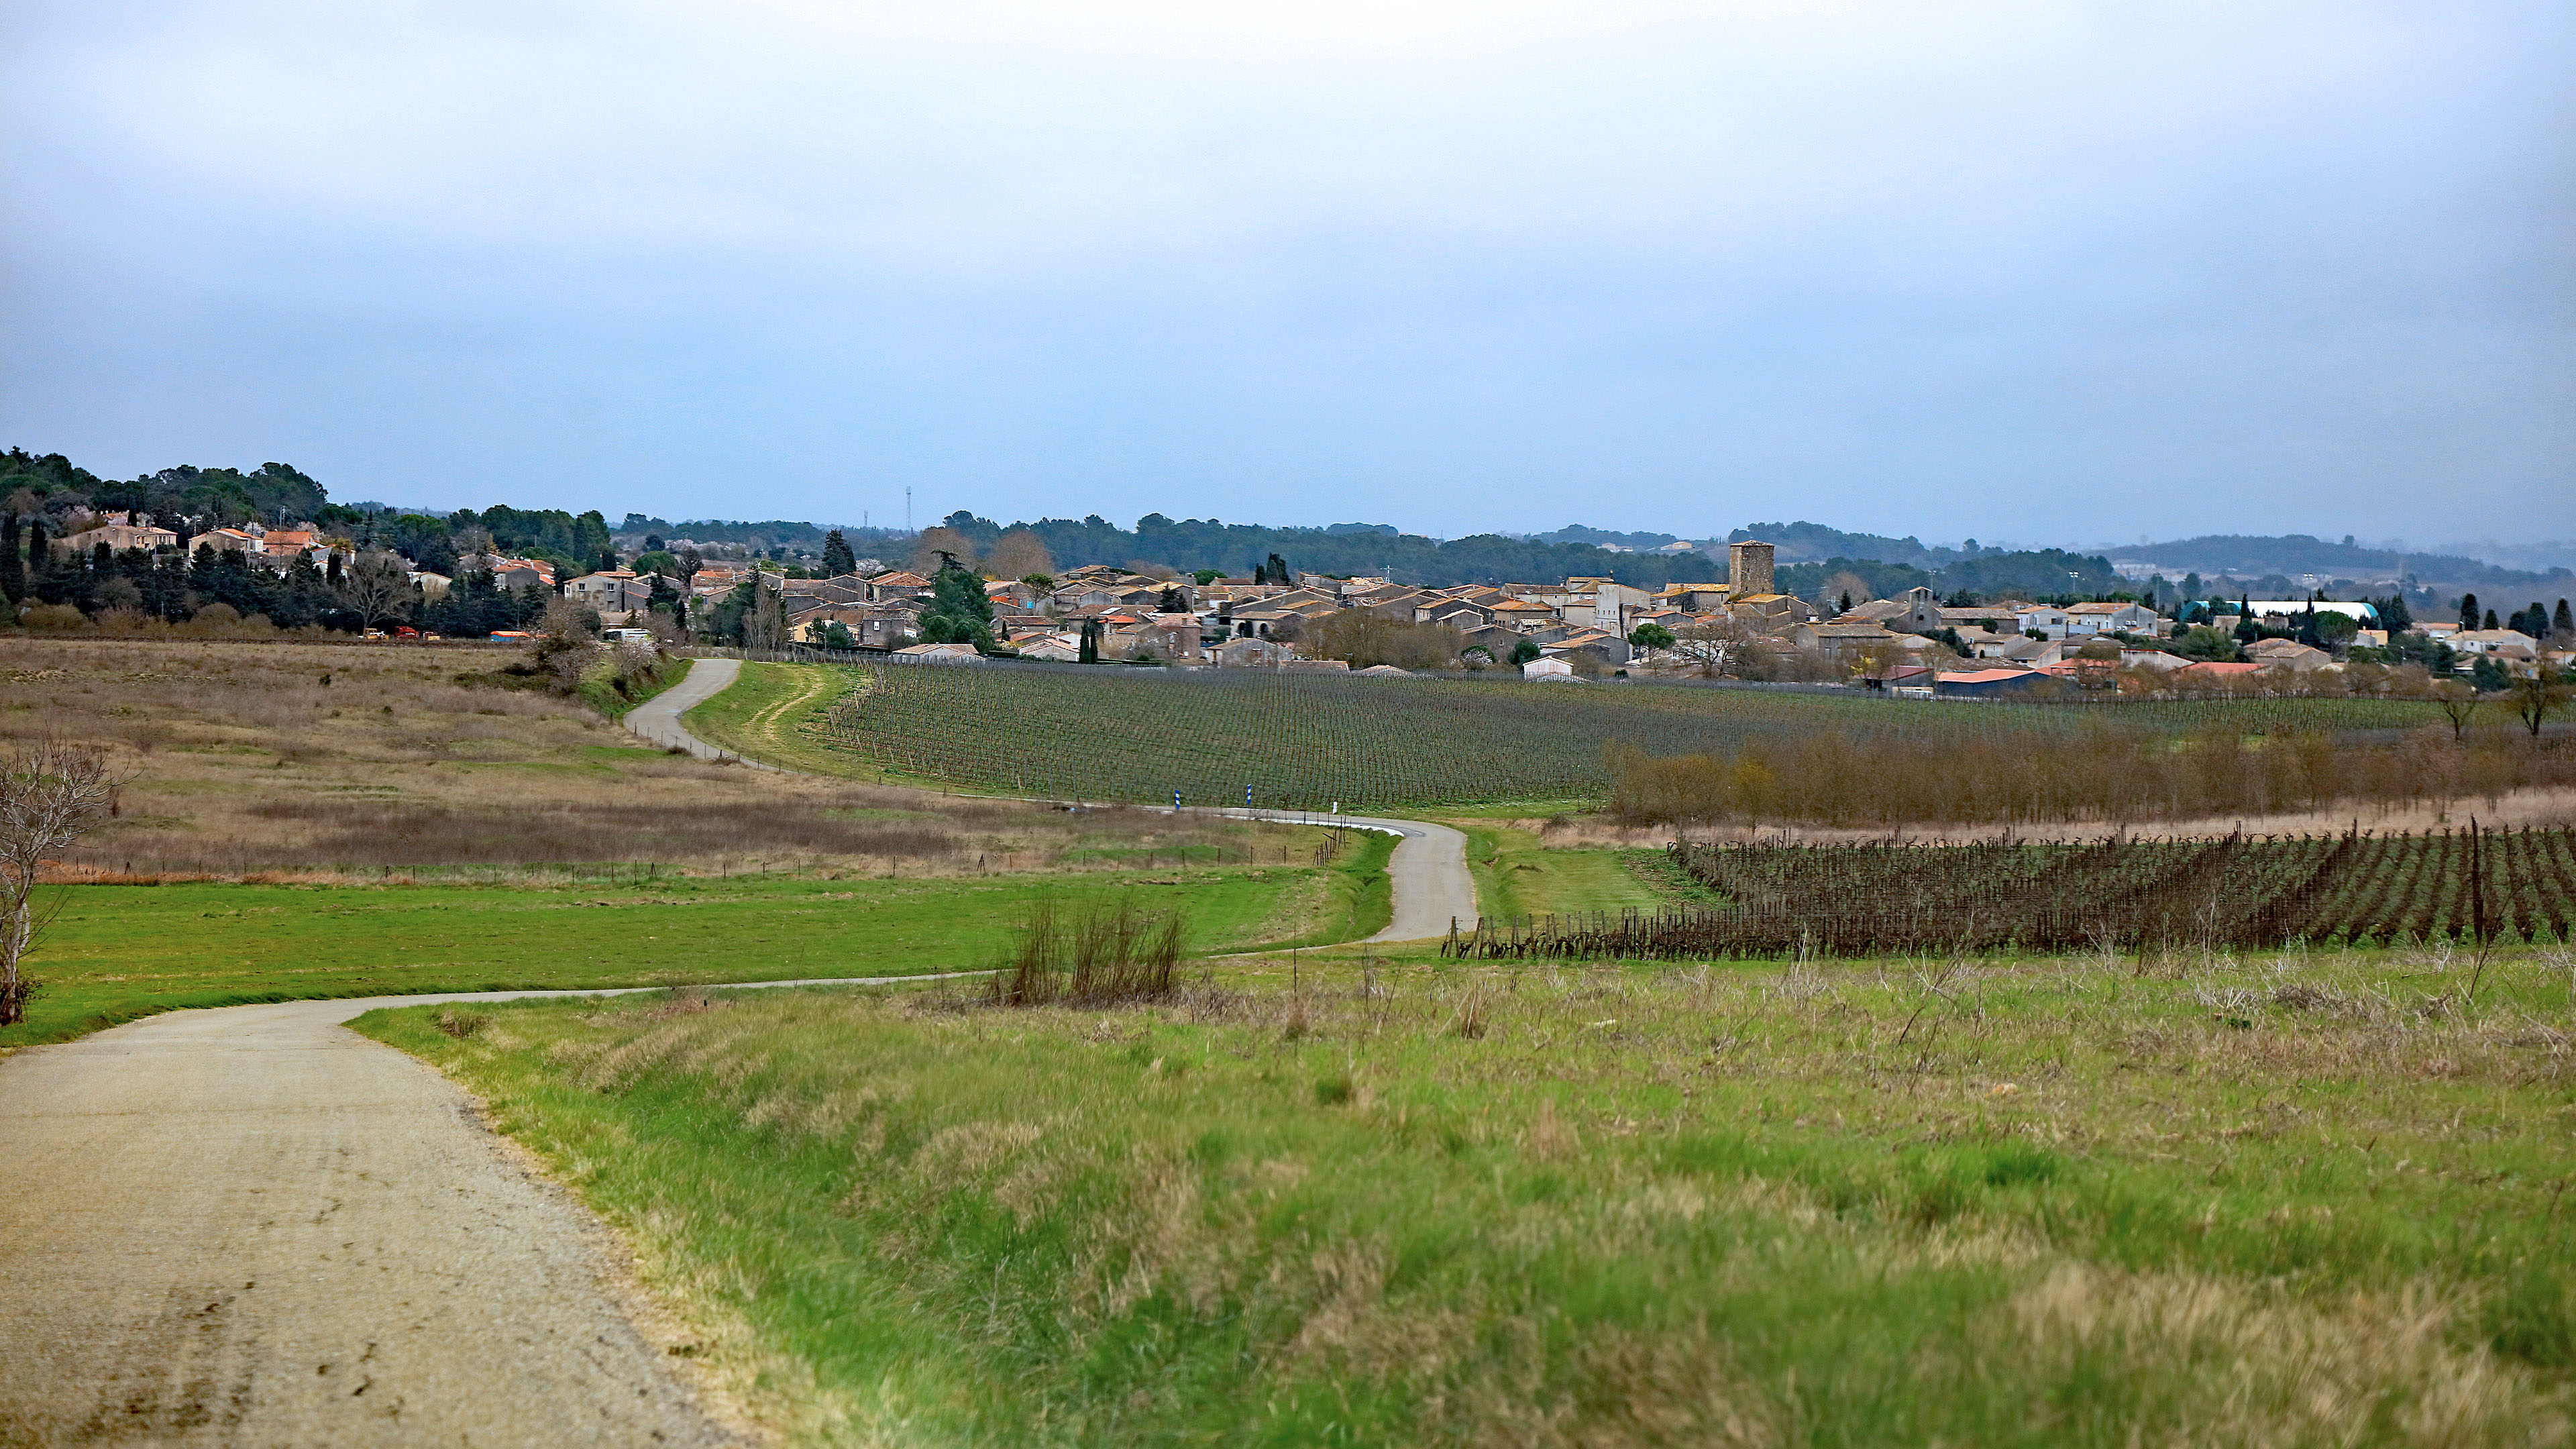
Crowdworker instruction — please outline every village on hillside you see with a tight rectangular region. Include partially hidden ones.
[23,504,2559,701]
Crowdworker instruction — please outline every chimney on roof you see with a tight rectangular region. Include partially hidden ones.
[1727,539,1774,597]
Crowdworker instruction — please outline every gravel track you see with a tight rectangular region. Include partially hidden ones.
[0,976,957,1445]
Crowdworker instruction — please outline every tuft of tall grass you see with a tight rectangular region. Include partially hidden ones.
[992,896,1184,1006]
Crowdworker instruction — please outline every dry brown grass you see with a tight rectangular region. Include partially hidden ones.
[1,638,1315,877]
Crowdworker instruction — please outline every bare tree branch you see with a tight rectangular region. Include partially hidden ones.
[0,741,122,1026]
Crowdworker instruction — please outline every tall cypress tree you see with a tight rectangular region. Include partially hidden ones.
[822,530,856,577]
[0,513,20,603]
[2459,592,2480,633]
[2556,598,2573,639]
[2483,608,2499,631]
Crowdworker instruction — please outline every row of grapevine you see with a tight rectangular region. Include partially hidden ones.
[1446,822,2576,959]
[808,655,2453,810]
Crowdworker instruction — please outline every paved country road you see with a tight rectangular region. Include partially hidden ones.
[625,654,753,761]
[646,653,1479,942]
[0,975,957,1446]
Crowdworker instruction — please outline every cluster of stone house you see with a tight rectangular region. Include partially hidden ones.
[724,539,1828,675]
[51,513,332,566]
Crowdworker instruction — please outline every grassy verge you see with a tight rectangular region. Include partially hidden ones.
[362,943,2576,1445]
[1450,822,1667,922]
[580,653,693,721]
[1258,830,1396,949]
[1,857,1367,1051]
[682,661,870,777]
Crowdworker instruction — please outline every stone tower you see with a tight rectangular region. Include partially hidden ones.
[1727,539,1774,597]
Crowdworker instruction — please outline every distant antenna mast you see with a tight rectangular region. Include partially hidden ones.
[905,488,913,533]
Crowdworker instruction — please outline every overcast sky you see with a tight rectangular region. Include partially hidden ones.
[4,1,2569,544]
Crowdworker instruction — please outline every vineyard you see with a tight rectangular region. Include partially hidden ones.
[1446,822,2576,958]
[811,656,2455,810]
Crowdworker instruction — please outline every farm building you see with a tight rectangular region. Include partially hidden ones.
[1933,668,2047,698]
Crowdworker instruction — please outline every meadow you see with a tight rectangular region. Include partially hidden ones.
[0,638,1338,877]
[771,656,2489,815]
[362,940,2576,1447]
[0,845,1385,1050]
[0,638,1389,1049]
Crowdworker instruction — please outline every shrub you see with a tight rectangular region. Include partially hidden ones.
[16,603,88,632]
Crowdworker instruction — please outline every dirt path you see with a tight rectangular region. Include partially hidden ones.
[0,975,963,1445]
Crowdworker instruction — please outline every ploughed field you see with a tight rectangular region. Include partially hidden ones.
[804,657,2454,810]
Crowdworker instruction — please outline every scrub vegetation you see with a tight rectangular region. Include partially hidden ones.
[364,939,2576,1446]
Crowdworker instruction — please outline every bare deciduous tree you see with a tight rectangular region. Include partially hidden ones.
[1666,614,1762,678]
[2509,669,2569,740]
[2432,678,2481,742]
[1,742,120,1026]
[343,548,413,628]
[530,595,602,692]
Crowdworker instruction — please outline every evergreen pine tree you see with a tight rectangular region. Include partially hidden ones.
[822,530,857,577]
[2556,598,2573,639]
[918,554,995,650]
[2483,608,2498,631]
[1078,619,1101,663]
[2459,592,2479,633]
[0,513,20,604]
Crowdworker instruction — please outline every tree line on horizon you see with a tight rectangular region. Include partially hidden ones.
[7,445,2560,612]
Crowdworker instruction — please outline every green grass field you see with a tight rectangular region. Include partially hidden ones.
[714,658,2458,811]
[1449,822,1674,922]
[360,941,2576,1446]
[1,854,1372,1051]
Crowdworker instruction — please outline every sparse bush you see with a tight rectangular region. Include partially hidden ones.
[529,596,600,694]
[17,603,87,632]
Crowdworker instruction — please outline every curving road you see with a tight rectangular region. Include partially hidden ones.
[641,654,1478,943]
[625,655,752,761]
[0,656,1477,1441]
[0,974,968,1446]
